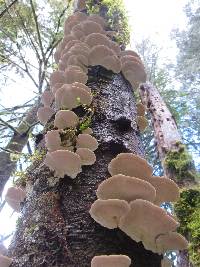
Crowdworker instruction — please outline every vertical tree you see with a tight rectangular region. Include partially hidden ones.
[1,1,188,267]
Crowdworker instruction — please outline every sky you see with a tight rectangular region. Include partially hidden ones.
[0,0,190,249]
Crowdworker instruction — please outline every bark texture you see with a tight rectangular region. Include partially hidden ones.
[8,69,162,267]
[0,99,40,197]
[139,83,196,188]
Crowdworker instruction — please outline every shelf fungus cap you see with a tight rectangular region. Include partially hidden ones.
[89,199,130,229]
[54,110,79,129]
[89,45,114,66]
[88,14,106,28]
[76,148,96,165]
[119,199,179,244]
[121,55,143,66]
[101,55,121,73]
[44,150,82,178]
[5,187,26,212]
[82,127,93,134]
[149,176,180,205]
[55,83,92,110]
[37,107,54,125]
[50,70,67,87]
[156,232,188,254]
[91,255,131,267]
[96,174,156,202]
[108,153,153,180]
[0,255,12,267]
[76,134,98,151]
[81,21,103,35]
[136,103,146,116]
[45,130,62,152]
[85,33,111,48]
[122,62,147,84]
[161,258,172,267]
[64,67,88,84]
[120,50,141,60]
[41,91,54,107]
[137,116,148,132]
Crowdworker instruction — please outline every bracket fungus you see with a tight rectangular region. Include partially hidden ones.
[37,107,54,125]
[91,255,131,267]
[0,255,12,267]
[96,174,156,202]
[122,61,146,87]
[120,50,141,60]
[55,83,92,110]
[76,148,96,165]
[119,199,179,246]
[148,176,180,205]
[44,150,82,178]
[54,110,79,129]
[89,199,130,229]
[76,134,98,151]
[87,14,106,28]
[45,130,63,152]
[156,232,188,254]
[41,90,54,107]
[5,187,26,212]
[108,153,153,180]
[82,127,93,134]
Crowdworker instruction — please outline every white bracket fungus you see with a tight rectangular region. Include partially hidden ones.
[89,199,130,229]
[76,148,96,165]
[76,134,98,151]
[41,91,54,107]
[44,150,82,178]
[119,199,179,247]
[108,153,153,180]
[148,176,180,205]
[96,174,156,203]
[37,107,54,125]
[45,130,63,152]
[54,110,79,129]
[91,255,131,267]
[156,232,188,254]
[55,83,92,110]
[5,187,26,212]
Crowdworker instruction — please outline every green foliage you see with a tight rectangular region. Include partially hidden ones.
[164,143,197,182]
[174,188,200,266]
[86,0,130,45]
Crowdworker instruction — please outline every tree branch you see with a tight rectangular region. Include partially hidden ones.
[0,0,18,19]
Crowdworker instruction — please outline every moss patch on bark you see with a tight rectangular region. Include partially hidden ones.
[174,187,200,266]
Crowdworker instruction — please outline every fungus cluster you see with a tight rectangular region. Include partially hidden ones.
[90,153,188,258]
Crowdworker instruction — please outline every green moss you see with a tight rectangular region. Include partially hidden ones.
[86,0,130,45]
[174,188,200,266]
[164,144,197,182]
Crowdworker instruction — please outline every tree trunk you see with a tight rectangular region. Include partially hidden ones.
[139,82,198,267]
[139,82,196,188]
[0,99,40,196]
[8,69,162,267]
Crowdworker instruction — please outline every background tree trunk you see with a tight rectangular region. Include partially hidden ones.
[139,82,198,267]
[8,69,162,267]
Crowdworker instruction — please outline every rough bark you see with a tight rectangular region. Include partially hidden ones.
[8,69,162,267]
[139,82,197,267]
[0,99,40,197]
[139,82,197,188]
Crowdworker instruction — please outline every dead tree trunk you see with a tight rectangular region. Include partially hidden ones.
[139,82,198,267]
[8,69,162,267]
